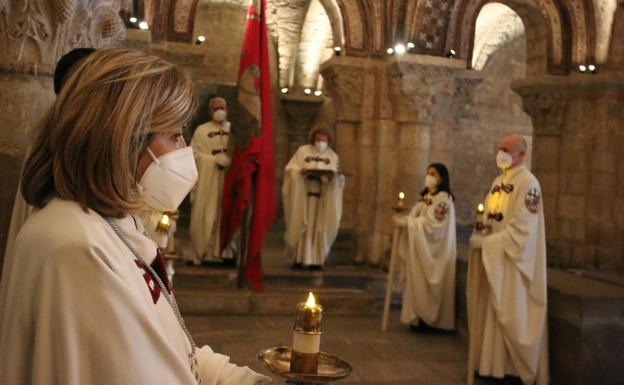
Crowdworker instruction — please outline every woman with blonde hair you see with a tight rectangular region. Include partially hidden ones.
[0,48,271,385]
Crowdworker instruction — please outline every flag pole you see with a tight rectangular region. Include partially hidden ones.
[237,202,252,289]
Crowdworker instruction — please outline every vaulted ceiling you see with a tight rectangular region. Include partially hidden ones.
[132,0,622,85]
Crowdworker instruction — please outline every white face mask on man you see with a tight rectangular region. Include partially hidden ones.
[315,140,328,152]
[212,109,227,123]
[496,150,513,170]
[138,147,198,212]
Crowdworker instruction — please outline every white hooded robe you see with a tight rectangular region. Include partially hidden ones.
[0,199,270,385]
[189,121,231,264]
[282,144,344,266]
[467,165,549,385]
[397,191,456,330]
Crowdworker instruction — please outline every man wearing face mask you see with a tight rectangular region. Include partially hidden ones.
[188,97,234,265]
[466,134,549,385]
[392,163,456,331]
[282,126,345,268]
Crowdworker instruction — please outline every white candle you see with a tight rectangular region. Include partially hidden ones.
[291,292,323,374]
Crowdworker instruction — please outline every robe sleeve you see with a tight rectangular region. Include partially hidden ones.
[11,240,200,385]
[196,345,272,385]
[408,194,452,241]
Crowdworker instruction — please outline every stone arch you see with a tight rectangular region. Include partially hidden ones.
[471,3,526,71]
[294,0,335,89]
[448,0,573,74]
[318,0,345,47]
[408,0,456,56]
[335,0,370,56]
[168,0,201,42]
[606,0,623,67]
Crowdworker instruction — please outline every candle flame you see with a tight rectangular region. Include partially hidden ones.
[305,292,317,308]
[160,214,170,226]
[477,204,484,213]
[399,192,405,200]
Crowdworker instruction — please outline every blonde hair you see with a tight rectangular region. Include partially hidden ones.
[22,48,197,217]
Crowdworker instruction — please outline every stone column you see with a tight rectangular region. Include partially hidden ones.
[0,1,125,270]
[514,74,624,270]
[280,94,325,155]
[321,55,463,266]
[321,56,370,263]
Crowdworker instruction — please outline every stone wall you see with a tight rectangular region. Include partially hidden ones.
[514,74,624,271]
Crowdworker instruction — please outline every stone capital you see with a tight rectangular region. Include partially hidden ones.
[320,56,368,122]
[513,74,624,135]
[0,0,126,74]
[385,56,460,124]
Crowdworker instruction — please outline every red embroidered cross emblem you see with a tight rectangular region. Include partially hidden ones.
[134,250,172,305]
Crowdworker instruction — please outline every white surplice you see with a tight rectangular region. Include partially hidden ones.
[397,191,456,330]
[282,144,344,266]
[0,198,270,385]
[467,165,549,385]
[189,120,231,264]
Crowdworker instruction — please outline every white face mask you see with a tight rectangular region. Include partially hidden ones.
[425,174,438,190]
[315,140,328,152]
[213,109,227,123]
[138,147,198,212]
[496,150,513,170]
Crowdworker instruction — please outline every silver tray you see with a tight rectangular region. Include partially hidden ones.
[256,346,353,383]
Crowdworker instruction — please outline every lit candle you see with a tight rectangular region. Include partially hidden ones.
[475,203,485,231]
[291,292,323,374]
[398,192,405,208]
[156,214,171,250]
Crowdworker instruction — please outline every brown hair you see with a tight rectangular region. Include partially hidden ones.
[21,48,197,217]
[308,125,333,144]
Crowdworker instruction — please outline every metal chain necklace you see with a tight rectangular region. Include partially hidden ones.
[105,217,202,384]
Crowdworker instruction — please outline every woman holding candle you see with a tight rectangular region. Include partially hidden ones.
[392,163,457,331]
[0,49,271,385]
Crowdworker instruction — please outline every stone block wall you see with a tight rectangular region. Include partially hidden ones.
[514,74,624,271]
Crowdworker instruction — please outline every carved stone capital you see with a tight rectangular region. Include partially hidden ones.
[386,58,458,124]
[320,57,365,122]
[0,0,126,75]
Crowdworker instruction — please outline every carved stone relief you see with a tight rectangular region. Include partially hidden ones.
[0,0,125,73]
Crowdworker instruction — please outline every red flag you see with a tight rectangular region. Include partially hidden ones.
[220,0,275,291]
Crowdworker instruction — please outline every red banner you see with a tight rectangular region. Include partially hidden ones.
[220,0,275,291]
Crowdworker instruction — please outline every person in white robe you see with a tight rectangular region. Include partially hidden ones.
[0,48,272,385]
[467,134,549,385]
[282,127,345,268]
[393,163,456,331]
[189,97,234,265]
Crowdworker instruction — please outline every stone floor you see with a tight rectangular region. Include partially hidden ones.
[185,310,505,385]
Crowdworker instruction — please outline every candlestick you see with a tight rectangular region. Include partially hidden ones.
[291,292,323,374]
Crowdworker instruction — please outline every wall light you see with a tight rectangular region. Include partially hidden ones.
[138,21,149,30]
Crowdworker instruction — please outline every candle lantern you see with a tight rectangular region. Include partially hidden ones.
[291,292,323,374]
